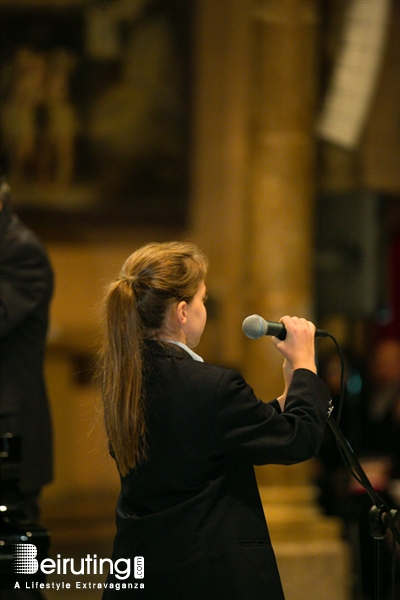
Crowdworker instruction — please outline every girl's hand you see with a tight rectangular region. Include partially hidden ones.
[272,316,317,374]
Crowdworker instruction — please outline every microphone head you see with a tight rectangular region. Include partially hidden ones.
[242,314,267,339]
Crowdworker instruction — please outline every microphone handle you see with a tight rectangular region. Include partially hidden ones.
[267,322,329,340]
[266,321,287,340]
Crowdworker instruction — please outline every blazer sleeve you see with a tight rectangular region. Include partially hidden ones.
[0,231,53,339]
[214,367,331,466]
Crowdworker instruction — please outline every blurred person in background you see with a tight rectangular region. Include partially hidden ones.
[364,337,400,487]
[0,179,53,525]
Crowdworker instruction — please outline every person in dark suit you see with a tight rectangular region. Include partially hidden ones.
[98,241,331,600]
[0,180,54,524]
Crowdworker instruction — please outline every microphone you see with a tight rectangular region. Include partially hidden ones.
[242,314,329,341]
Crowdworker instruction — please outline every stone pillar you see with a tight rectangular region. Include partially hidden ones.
[245,0,317,401]
[244,3,350,598]
[189,0,251,368]
[245,0,318,487]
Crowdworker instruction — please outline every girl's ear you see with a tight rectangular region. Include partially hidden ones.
[176,300,188,325]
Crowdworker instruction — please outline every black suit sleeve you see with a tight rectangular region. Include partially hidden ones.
[214,367,331,465]
[0,233,53,339]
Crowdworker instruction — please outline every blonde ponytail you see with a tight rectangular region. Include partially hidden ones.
[99,278,146,475]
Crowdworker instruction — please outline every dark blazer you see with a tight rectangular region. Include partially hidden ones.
[104,341,330,600]
[0,203,53,493]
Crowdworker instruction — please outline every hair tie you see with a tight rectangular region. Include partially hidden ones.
[120,274,140,291]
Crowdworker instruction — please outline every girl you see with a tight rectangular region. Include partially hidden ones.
[98,241,330,600]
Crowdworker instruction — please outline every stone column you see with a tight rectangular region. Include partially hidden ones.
[189,0,251,368]
[245,0,317,396]
[245,0,319,488]
[243,3,350,598]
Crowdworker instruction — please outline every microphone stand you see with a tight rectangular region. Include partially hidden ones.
[327,413,400,600]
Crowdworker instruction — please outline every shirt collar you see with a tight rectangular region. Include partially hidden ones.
[163,340,204,362]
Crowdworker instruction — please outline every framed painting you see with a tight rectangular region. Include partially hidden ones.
[0,0,193,229]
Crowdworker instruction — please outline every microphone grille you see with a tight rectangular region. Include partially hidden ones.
[242,314,266,339]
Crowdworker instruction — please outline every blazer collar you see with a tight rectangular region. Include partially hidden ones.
[143,339,192,360]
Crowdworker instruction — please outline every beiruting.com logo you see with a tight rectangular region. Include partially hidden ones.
[12,544,144,591]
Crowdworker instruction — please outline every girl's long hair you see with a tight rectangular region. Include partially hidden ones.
[98,241,208,476]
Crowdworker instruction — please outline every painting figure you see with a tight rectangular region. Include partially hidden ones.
[1,46,78,189]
